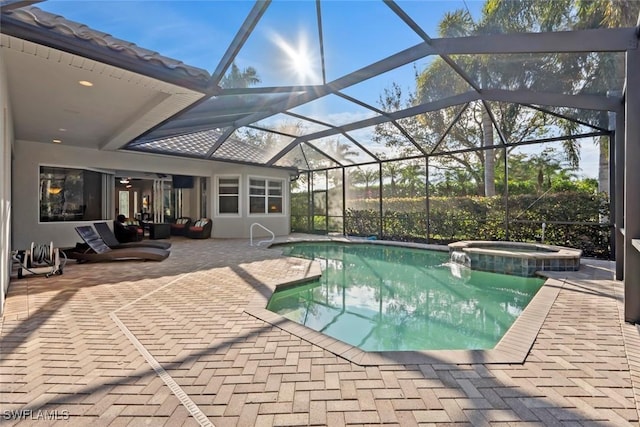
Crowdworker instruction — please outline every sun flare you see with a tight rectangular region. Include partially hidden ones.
[272,32,319,84]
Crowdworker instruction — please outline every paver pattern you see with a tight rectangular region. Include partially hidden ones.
[1,235,639,426]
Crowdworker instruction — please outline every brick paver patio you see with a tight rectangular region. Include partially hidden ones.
[2,235,639,426]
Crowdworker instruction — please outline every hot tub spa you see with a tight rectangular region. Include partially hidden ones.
[448,240,582,277]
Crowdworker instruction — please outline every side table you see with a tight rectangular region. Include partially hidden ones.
[148,223,170,239]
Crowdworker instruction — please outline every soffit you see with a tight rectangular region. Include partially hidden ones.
[1,34,205,150]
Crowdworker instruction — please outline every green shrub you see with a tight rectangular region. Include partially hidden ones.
[295,190,610,258]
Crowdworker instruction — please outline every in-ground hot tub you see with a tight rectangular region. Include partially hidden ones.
[448,240,582,277]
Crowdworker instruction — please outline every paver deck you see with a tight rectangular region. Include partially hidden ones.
[1,235,639,426]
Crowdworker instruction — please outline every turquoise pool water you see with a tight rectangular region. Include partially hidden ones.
[267,242,545,351]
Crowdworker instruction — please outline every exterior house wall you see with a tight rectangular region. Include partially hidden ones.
[211,173,291,240]
[12,139,292,250]
[1,50,14,314]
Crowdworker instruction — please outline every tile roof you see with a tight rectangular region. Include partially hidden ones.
[131,129,293,167]
[2,6,211,88]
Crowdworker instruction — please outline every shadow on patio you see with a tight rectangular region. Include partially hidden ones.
[1,238,638,425]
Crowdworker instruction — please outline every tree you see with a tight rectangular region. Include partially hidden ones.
[575,0,638,193]
[398,161,425,197]
[415,7,585,196]
[324,139,360,165]
[374,81,483,193]
[407,0,640,199]
[321,139,359,193]
[438,10,497,197]
[350,167,379,199]
[377,1,638,198]
[219,62,261,89]
[382,161,402,197]
[479,0,640,194]
[498,148,580,196]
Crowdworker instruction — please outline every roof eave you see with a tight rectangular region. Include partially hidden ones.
[0,7,218,94]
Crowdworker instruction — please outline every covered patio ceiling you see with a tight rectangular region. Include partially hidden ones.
[1,0,638,173]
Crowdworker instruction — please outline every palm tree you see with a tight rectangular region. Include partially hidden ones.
[574,0,639,193]
[318,139,358,192]
[326,139,359,165]
[382,161,402,197]
[480,0,640,194]
[438,9,496,197]
[350,167,379,199]
[416,0,639,198]
[399,162,425,197]
[219,62,261,89]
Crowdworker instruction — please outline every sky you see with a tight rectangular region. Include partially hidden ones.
[41,0,483,73]
[36,0,600,179]
[40,0,484,82]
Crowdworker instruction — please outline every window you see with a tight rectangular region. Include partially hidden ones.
[39,166,106,222]
[217,176,239,215]
[249,178,283,215]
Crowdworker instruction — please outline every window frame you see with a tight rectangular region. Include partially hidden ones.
[215,175,241,217]
[38,164,112,223]
[247,176,285,216]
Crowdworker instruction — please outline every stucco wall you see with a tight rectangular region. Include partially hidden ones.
[12,139,292,249]
[1,50,14,314]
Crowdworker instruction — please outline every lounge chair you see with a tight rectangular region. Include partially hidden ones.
[68,226,170,262]
[94,222,171,250]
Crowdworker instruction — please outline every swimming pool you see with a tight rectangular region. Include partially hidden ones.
[267,242,544,352]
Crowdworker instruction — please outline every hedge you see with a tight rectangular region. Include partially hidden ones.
[291,191,611,258]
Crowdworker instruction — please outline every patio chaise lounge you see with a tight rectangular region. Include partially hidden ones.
[68,226,170,262]
[94,222,171,250]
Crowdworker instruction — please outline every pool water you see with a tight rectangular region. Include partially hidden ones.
[267,242,545,351]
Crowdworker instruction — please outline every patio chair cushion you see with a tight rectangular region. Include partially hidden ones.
[170,217,191,235]
[114,217,143,243]
[186,218,212,239]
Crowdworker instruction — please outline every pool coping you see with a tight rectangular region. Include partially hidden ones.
[449,240,582,277]
[449,240,582,259]
[244,237,566,366]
